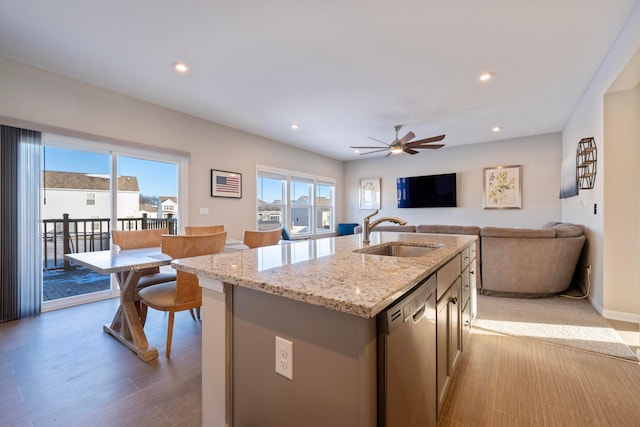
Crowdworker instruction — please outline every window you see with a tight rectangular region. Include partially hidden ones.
[257,168,287,231]
[316,180,334,233]
[86,192,96,205]
[290,174,313,236]
[257,166,335,238]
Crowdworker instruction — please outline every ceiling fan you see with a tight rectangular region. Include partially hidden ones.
[350,125,445,157]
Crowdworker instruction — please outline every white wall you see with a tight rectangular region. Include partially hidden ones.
[344,133,562,228]
[0,56,344,241]
[604,86,640,320]
[562,3,640,320]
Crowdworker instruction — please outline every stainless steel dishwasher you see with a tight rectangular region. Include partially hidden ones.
[378,273,437,427]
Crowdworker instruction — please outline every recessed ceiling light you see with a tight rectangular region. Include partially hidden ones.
[492,126,502,132]
[479,72,495,82]
[174,62,189,73]
[290,123,300,130]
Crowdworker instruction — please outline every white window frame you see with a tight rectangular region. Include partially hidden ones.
[42,133,189,312]
[256,165,336,239]
[256,166,288,232]
[315,177,335,234]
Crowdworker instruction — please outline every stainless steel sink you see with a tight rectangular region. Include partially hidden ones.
[354,242,443,257]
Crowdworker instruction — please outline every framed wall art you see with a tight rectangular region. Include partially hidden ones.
[211,169,242,198]
[359,177,380,209]
[483,165,522,209]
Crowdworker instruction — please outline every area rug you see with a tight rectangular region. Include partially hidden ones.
[474,294,638,361]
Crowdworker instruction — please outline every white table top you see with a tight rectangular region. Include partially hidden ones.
[64,248,171,275]
[65,240,249,275]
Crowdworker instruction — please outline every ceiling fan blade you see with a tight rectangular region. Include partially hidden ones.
[350,145,391,149]
[406,134,446,147]
[411,144,445,150]
[366,136,391,146]
[398,131,415,145]
[359,148,389,155]
[403,147,419,155]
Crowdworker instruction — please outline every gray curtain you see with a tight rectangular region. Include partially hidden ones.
[1,125,42,322]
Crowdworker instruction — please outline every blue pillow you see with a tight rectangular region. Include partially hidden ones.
[281,227,291,240]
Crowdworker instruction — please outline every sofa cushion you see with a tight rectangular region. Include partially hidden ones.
[551,224,584,238]
[481,227,556,238]
[542,221,562,229]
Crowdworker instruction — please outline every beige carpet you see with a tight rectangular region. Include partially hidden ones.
[474,294,638,361]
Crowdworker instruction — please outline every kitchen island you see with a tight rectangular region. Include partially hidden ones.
[172,231,477,426]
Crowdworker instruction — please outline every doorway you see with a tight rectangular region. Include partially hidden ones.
[41,135,181,311]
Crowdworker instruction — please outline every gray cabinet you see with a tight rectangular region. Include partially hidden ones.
[436,277,462,413]
[461,242,478,349]
[436,241,477,416]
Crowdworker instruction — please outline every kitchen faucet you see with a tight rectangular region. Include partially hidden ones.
[362,210,407,245]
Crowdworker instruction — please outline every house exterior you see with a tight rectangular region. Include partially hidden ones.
[158,196,178,218]
[42,171,140,224]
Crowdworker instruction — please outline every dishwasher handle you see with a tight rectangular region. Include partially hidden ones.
[380,274,436,335]
[411,303,426,323]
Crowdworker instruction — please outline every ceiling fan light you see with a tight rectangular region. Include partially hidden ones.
[391,147,403,153]
[174,62,189,73]
[479,71,495,81]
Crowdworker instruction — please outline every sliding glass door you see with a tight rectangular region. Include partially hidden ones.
[42,135,183,311]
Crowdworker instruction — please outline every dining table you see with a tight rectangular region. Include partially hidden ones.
[64,240,250,362]
[65,247,172,361]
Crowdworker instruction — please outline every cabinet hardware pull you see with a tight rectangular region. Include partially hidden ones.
[450,296,458,304]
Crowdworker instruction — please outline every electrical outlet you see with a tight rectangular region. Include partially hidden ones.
[275,336,293,380]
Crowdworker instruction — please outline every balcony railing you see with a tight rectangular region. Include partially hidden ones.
[43,213,177,270]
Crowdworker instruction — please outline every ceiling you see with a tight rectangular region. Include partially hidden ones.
[0,1,638,161]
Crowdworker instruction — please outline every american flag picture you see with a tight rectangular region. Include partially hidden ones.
[211,170,242,198]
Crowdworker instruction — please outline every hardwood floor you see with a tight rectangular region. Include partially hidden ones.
[438,328,640,426]
[0,298,202,427]
[2,298,639,426]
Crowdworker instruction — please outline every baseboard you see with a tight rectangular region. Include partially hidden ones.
[602,308,640,324]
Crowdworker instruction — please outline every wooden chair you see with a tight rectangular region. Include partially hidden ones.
[111,228,177,290]
[243,227,282,249]
[138,232,227,357]
[184,225,225,235]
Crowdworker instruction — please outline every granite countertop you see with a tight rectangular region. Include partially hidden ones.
[172,232,476,319]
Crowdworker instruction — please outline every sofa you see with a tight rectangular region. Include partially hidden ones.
[353,221,585,297]
[480,222,585,296]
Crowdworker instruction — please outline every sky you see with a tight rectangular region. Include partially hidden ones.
[44,146,177,197]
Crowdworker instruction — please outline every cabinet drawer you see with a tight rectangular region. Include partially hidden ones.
[461,266,470,307]
[437,254,461,300]
[461,246,470,268]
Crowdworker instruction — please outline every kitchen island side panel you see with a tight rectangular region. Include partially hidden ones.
[231,285,377,427]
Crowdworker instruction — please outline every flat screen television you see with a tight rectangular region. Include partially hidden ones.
[397,173,457,208]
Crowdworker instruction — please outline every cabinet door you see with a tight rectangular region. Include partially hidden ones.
[461,298,472,350]
[449,278,462,373]
[436,290,450,415]
[469,257,478,322]
[461,266,470,310]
